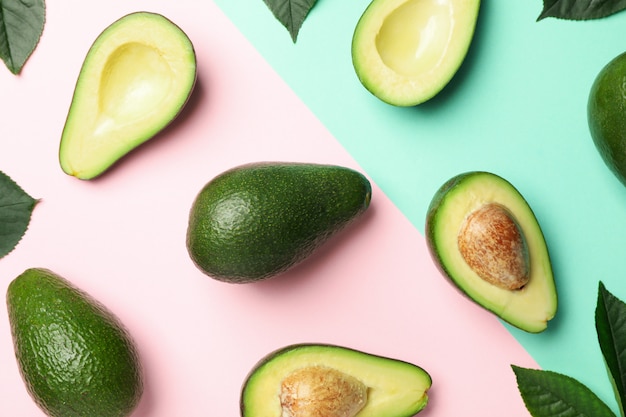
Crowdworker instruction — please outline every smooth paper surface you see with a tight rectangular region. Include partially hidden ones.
[0,0,617,416]
[214,0,626,414]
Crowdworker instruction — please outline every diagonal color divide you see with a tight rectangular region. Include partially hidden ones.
[213,0,626,415]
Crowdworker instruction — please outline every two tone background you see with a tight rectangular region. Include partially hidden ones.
[1,1,624,415]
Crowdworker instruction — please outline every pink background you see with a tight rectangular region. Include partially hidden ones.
[0,1,538,415]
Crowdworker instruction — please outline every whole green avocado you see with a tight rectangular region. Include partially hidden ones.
[186,162,372,283]
[6,268,143,417]
[588,51,626,186]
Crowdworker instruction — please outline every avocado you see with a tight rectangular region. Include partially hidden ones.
[6,268,143,417]
[240,343,431,417]
[425,171,557,333]
[588,51,626,186]
[351,0,480,106]
[186,162,372,283]
[59,12,197,180]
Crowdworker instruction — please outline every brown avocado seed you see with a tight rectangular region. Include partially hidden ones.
[279,365,367,417]
[458,203,530,290]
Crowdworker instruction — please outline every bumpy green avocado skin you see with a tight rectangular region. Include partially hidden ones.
[59,12,197,180]
[588,51,626,187]
[186,162,372,283]
[6,268,143,417]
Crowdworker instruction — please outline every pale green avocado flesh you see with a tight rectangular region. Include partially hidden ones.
[241,344,431,417]
[426,172,557,333]
[59,12,197,180]
[352,0,480,106]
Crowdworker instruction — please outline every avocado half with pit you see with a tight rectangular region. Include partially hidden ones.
[241,344,431,417]
[425,171,557,333]
[59,12,197,180]
[352,0,480,106]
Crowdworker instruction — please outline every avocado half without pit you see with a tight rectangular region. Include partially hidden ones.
[59,12,197,180]
[425,171,557,333]
[352,0,480,106]
[240,344,431,417]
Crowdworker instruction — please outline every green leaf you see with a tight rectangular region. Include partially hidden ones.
[538,0,626,21]
[0,0,46,74]
[512,365,616,417]
[263,0,318,42]
[596,282,626,416]
[0,170,38,259]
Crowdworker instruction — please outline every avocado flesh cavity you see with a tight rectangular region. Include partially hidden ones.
[186,162,372,283]
[59,12,197,180]
[425,172,557,333]
[6,268,143,417]
[352,0,480,106]
[588,51,626,187]
[241,344,431,417]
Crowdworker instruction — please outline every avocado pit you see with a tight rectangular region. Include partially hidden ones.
[458,203,530,290]
[279,366,367,417]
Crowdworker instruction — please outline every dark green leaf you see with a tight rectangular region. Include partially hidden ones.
[538,0,626,21]
[0,0,46,74]
[596,282,626,416]
[263,0,317,42]
[0,170,38,259]
[512,365,616,417]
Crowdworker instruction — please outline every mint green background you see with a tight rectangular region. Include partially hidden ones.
[214,0,626,412]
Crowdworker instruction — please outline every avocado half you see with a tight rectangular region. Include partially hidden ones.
[425,171,557,333]
[241,344,431,417]
[352,0,480,106]
[59,12,197,180]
